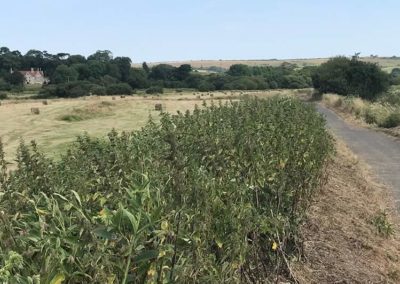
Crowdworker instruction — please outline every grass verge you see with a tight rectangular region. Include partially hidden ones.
[292,139,400,283]
[322,93,400,136]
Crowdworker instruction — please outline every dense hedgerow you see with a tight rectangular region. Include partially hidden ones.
[0,97,332,283]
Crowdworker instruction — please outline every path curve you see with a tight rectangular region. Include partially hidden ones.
[316,104,400,209]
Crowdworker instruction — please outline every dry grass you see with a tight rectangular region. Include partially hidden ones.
[0,89,300,165]
[322,94,400,136]
[58,101,115,122]
[293,139,400,283]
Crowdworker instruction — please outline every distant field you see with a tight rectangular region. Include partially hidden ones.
[0,89,300,165]
[134,57,400,72]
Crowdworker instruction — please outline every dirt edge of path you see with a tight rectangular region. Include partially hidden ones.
[292,138,400,283]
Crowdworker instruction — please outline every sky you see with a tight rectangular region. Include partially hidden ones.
[1,0,399,63]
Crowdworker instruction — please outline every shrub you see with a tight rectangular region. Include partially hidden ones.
[364,107,379,124]
[0,92,7,100]
[379,91,400,105]
[106,83,133,95]
[372,210,394,237]
[197,81,215,92]
[0,97,332,283]
[269,80,278,89]
[145,86,164,94]
[282,75,310,89]
[390,68,400,85]
[39,81,97,98]
[379,112,400,128]
[0,78,11,91]
[313,57,390,100]
[90,84,107,96]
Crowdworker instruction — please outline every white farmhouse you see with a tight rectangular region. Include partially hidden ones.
[18,68,50,85]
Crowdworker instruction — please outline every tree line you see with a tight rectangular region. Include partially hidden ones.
[1,47,397,100]
[0,47,314,98]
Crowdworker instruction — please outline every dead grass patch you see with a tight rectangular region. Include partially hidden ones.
[292,139,400,283]
[58,101,115,122]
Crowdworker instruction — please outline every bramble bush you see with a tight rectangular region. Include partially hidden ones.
[0,97,332,283]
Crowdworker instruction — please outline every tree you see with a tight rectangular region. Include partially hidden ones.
[149,64,175,80]
[67,55,86,65]
[0,47,10,55]
[142,62,150,74]
[312,57,389,100]
[87,60,107,79]
[112,57,132,81]
[72,63,91,80]
[227,64,251,76]
[127,68,149,89]
[52,64,79,84]
[6,72,25,86]
[175,64,192,80]
[88,50,113,62]
[106,83,132,95]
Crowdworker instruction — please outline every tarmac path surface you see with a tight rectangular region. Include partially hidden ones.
[316,104,400,209]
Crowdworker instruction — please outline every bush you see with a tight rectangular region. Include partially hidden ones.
[379,91,400,105]
[379,112,400,128]
[39,81,97,98]
[0,97,332,283]
[390,68,400,85]
[313,57,390,100]
[197,81,215,92]
[90,84,107,96]
[282,75,310,89]
[106,83,133,95]
[0,78,11,91]
[0,92,7,100]
[269,80,279,89]
[145,86,164,94]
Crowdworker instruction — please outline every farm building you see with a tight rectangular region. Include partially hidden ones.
[18,68,50,85]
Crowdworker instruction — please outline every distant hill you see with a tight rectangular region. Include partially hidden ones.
[133,57,400,73]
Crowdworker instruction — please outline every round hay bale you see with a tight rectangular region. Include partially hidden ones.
[42,100,48,105]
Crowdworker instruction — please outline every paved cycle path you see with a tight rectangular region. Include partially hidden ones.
[316,104,400,209]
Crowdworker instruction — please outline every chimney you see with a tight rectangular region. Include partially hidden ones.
[31,67,34,72]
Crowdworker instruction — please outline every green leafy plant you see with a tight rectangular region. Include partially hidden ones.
[0,97,332,283]
[372,210,394,237]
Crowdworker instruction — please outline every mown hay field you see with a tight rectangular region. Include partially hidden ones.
[0,89,299,165]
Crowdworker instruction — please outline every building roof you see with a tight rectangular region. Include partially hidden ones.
[19,70,45,78]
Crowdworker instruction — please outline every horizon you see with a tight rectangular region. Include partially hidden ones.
[2,0,400,62]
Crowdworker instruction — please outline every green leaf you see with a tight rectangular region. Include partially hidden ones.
[133,250,158,264]
[93,226,114,240]
[50,273,65,284]
[71,190,82,206]
[121,208,139,233]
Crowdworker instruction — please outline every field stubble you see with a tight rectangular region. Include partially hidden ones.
[0,90,298,165]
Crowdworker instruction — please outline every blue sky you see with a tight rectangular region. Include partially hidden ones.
[1,0,399,62]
